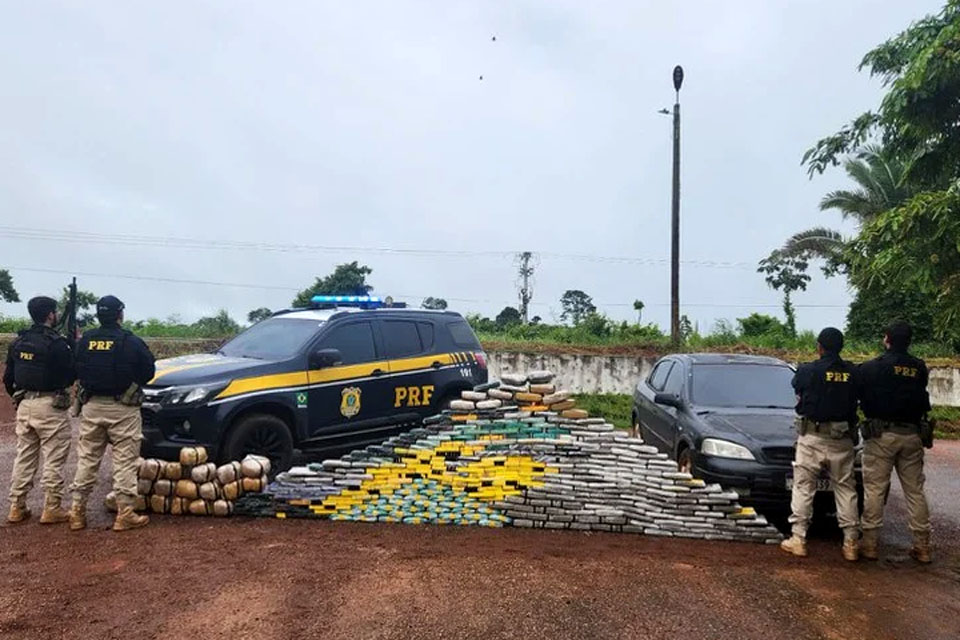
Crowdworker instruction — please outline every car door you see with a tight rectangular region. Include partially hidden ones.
[636,359,674,451]
[653,362,688,453]
[304,319,394,441]
[378,317,440,420]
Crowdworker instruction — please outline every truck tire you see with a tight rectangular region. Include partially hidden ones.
[223,413,294,475]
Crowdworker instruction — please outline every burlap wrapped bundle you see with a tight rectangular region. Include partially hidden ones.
[198,481,220,501]
[179,446,208,467]
[190,462,217,484]
[104,491,118,513]
[135,495,148,512]
[138,458,163,482]
[162,462,184,481]
[216,461,242,485]
[137,478,154,495]
[241,475,268,493]
[150,495,171,514]
[212,500,234,517]
[222,480,244,501]
[169,497,191,516]
[153,479,176,497]
[560,408,589,419]
[188,499,214,516]
[175,479,199,500]
[240,455,271,479]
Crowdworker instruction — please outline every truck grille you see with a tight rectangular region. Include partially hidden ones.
[762,446,795,464]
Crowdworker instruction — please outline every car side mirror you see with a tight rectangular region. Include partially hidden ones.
[654,392,684,410]
[310,348,343,369]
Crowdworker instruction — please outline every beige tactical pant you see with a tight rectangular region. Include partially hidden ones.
[70,397,142,508]
[789,430,859,539]
[9,396,72,504]
[862,431,931,535]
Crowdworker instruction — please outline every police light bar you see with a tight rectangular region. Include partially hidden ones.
[310,295,384,308]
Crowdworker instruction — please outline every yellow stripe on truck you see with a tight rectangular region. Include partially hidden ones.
[214,371,310,399]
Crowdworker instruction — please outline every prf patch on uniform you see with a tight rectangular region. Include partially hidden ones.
[394,385,435,408]
[894,366,918,378]
[340,387,361,418]
[88,340,115,351]
[825,371,851,382]
[18,352,34,360]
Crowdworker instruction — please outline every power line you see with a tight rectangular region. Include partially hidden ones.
[0,225,757,270]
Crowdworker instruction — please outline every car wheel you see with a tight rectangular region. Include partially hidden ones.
[677,447,694,475]
[223,413,294,475]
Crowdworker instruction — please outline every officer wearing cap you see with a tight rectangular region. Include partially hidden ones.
[68,295,155,532]
[781,327,861,561]
[3,296,76,524]
[858,321,933,563]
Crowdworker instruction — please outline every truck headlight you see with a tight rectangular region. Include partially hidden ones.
[164,382,228,406]
[700,438,756,461]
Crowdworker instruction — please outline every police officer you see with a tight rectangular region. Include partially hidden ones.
[781,327,861,561]
[68,295,155,532]
[858,322,933,563]
[3,296,76,524]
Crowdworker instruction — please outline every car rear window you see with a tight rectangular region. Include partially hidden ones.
[417,321,435,350]
[446,319,481,349]
[691,364,796,408]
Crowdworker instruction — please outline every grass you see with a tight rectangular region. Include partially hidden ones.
[574,393,960,440]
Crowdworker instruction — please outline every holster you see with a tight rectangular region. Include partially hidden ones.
[118,382,144,407]
[861,419,883,441]
[919,418,935,449]
[794,416,809,436]
[11,389,26,410]
[70,386,89,417]
[51,388,71,411]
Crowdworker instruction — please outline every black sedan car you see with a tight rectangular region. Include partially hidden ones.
[632,353,861,513]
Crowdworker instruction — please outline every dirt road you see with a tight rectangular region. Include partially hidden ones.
[1,396,959,639]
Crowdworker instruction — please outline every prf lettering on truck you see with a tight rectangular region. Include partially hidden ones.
[394,385,435,407]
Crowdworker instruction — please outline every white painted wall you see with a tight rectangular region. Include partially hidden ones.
[487,351,960,407]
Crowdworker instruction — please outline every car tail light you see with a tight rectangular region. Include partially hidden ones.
[474,352,487,369]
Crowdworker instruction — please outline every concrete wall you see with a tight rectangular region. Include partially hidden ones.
[487,351,960,407]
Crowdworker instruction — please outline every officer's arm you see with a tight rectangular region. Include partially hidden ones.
[2,347,14,396]
[52,340,77,387]
[133,337,156,386]
[920,362,932,414]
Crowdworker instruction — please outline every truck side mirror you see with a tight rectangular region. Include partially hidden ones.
[310,348,343,369]
[654,392,684,410]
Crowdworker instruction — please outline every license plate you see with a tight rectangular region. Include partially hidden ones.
[785,476,833,491]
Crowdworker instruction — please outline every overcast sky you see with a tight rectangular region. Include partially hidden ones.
[0,1,943,332]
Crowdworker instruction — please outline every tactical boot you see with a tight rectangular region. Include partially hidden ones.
[39,497,70,524]
[842,538,860,562]
[910,533,933,564]
[779,535,808,557]
[7,500,31,524]
[860,530,879,560]
[113,506,149,532]
[68,503,87,531]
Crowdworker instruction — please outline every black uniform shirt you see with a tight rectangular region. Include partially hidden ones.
[792,352,858,423]
[75,324,156,396]
[858,349,930,424]
[3,325,76,395]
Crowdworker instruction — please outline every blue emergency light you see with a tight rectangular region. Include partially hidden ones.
[310,295,385,308]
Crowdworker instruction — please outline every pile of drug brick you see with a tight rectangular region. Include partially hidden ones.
[237,371,781,544]
[105,447,270,517]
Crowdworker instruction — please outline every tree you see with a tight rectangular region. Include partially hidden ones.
[192,310,241,337]
[495,306,522,328]
[846,286,934,344]
[247,307,273,324]
[633,299,645,324]
[421,297,448,310]
[560,290,596,325]
[58,286,98,327]
[292,261,373,307]
[0,269,19,303]
[679,315,694,342]
[737,313,786,338]
[757,252,811,337]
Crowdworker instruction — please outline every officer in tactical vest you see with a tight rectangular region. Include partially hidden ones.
[3,296,76,524]
[68,295,155,532]
[858,322,933,563]
[781,327,861,561]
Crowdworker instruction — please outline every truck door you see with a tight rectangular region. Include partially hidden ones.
[379,318,442,420]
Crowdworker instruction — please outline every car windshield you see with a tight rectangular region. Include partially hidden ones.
[691,364,795,409]
[217,318,323,360]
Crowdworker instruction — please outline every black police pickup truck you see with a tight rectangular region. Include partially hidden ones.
[141,296,488,471]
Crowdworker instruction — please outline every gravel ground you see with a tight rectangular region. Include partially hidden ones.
[1,388,959,640]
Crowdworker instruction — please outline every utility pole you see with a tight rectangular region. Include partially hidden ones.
[670,65,684,345]
[517,251,534,323]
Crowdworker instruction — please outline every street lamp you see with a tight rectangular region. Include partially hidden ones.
[669,66,683,344]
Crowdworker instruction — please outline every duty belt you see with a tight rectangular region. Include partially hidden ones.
[798,417,850,439]
[869,419,920,435]
[23,390,57,399]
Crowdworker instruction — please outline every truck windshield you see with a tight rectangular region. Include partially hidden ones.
[691,364,796,409]
[218,318,323,360]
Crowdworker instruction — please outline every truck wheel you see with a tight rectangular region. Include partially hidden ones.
[223,413,294,474]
